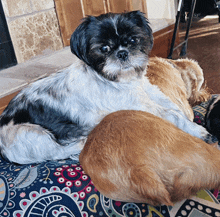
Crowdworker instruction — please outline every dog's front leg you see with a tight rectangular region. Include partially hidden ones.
[160,108,211,143]
[151,94,210,141]
[143,83,211,142]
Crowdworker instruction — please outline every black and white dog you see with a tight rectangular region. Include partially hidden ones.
[0,11,209,164]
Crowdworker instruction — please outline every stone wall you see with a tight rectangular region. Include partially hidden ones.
[1,0,63,63]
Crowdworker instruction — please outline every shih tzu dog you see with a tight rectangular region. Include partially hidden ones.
[80,110,220,206]
[0,11,210,164]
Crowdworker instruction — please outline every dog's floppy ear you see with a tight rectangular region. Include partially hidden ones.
[125,10,153,50]
[70,16,95,64]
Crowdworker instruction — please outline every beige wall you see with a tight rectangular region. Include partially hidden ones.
[146,0,177,20]
[1,0,63,63]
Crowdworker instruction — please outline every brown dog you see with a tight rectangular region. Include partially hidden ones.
[80,110,220,206]
[147,57,210,121]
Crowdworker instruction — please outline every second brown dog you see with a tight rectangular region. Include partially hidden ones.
[147,57,210,121]
[80,110,220,206]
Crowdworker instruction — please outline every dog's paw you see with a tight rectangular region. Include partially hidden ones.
[194,123,216,144]
[203,133,217,144]
[196,124,212,142]
[177,118,209,141]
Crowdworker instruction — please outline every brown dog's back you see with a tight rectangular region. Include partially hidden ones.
[80,110,220,206]
[147,57,211,120]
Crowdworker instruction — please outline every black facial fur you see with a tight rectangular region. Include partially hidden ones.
[70,11,153,80]
[205,98,220,141]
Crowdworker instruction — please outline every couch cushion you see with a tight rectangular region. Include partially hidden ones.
[0,96,220,217]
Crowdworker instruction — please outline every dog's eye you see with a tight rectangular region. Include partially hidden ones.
[128,37,139,45]
[100,45,111,53]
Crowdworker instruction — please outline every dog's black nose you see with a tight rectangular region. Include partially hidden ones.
[117,50,128,61]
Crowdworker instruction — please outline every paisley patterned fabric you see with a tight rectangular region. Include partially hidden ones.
[0,95,220,217]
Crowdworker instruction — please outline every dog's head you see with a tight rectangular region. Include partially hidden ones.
[70,11,153,82]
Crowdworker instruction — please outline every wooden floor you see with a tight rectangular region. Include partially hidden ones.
[177,14,220,94]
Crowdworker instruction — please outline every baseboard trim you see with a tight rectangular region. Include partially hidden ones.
[0,91,19,115]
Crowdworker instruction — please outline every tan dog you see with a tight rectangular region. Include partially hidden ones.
[147,57,210,121]
[80,110,220,206]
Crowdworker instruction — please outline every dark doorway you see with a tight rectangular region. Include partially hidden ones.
[0,1,17,70]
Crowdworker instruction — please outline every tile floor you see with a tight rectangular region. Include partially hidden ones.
[0,47,74,98]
